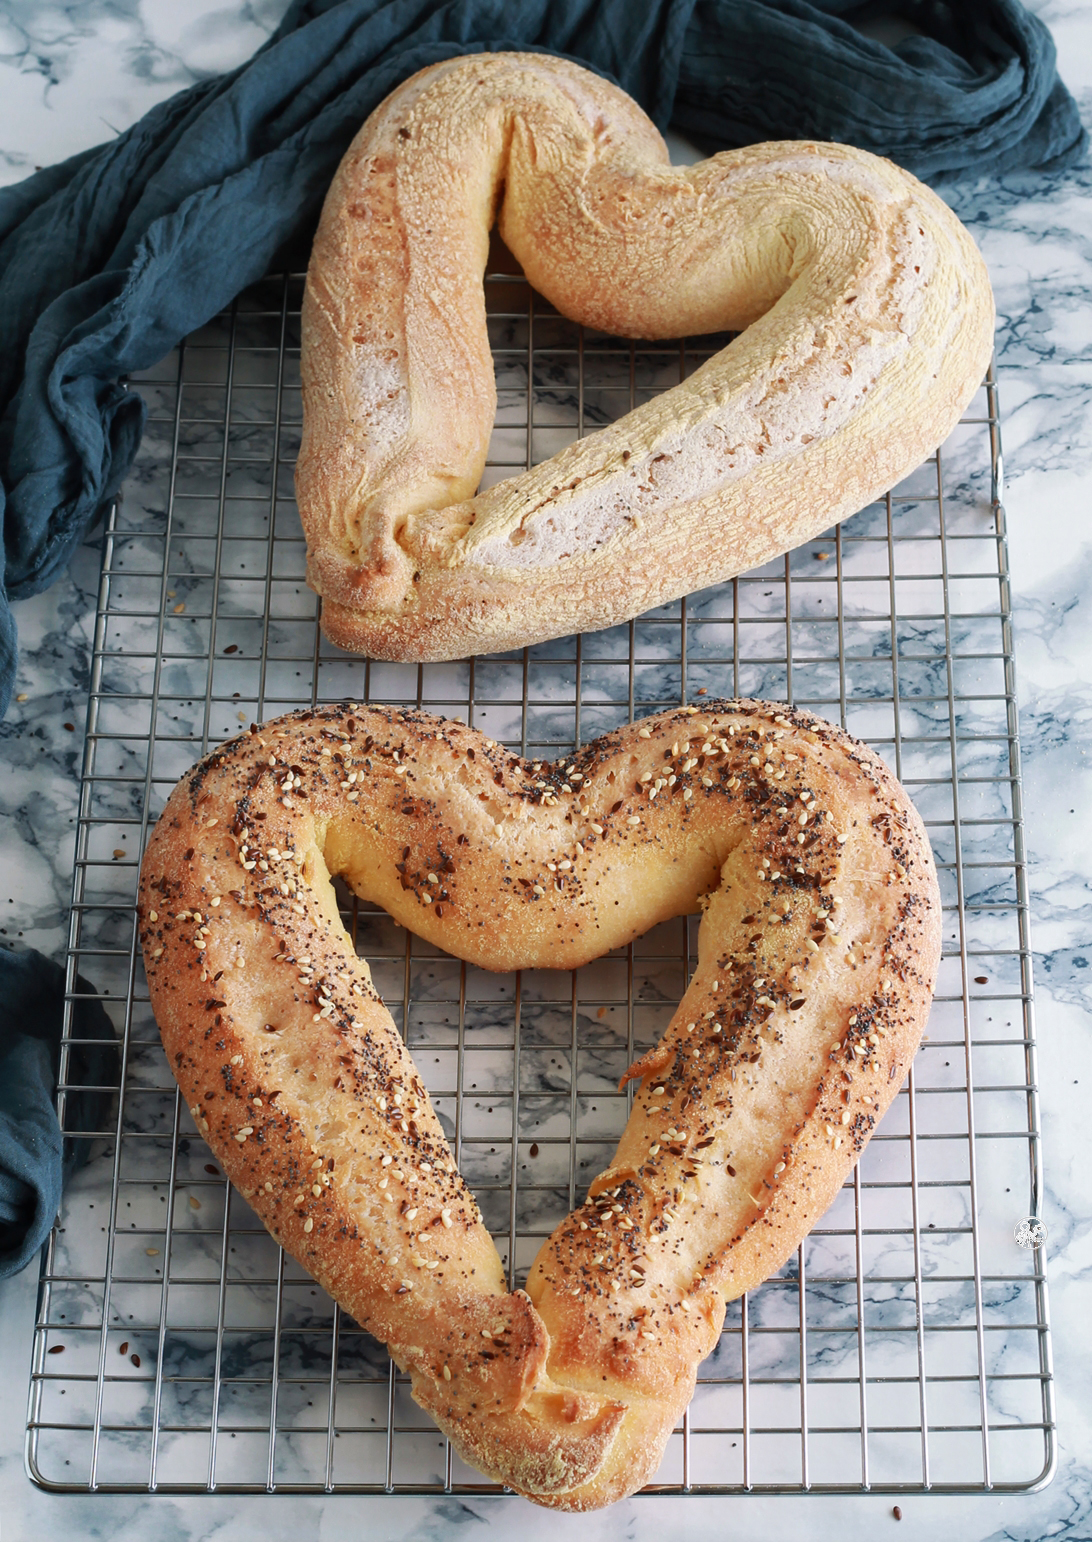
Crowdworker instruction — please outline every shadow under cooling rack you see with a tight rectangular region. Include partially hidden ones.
[26,267,1054,1497]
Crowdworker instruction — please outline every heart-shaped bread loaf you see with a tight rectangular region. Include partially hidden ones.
[297,52,993,661]
[139,699,940,1508]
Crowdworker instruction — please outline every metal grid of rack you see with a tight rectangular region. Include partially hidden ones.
[26,266,1053,1497]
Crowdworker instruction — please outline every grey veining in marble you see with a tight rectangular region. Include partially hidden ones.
[2,0,1092,1537]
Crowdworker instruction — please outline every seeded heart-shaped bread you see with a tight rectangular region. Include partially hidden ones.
[297,52,994,661]
[139,699,940,1508]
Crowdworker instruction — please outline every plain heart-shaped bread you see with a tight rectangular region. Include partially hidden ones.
[296,51,993,661]
[139,699,940,1508]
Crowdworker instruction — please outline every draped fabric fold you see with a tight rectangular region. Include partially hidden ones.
[0,945,117,1278]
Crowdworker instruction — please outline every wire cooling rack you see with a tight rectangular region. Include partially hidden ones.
[26,265,1054,1497]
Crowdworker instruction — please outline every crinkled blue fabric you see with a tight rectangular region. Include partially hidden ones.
[0,945,118,1277]
[0,0,1084,718]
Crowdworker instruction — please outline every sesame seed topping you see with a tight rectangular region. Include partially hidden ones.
[303,1218,313,1232]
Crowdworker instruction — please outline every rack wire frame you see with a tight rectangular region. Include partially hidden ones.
[25,268,1055,1497]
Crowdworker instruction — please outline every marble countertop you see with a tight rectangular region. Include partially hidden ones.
[2,1,1090,1537]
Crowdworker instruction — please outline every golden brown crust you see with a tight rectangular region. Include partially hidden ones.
[297,53,994,661]
[138,699,940,1507]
